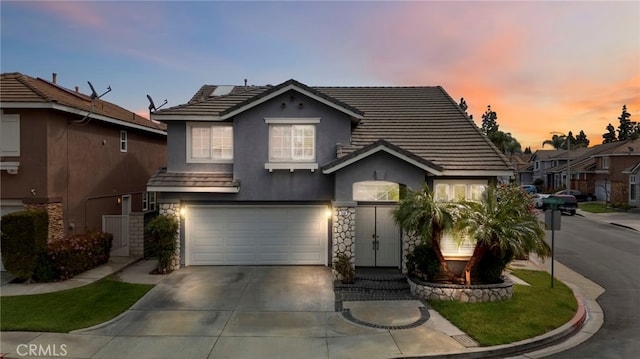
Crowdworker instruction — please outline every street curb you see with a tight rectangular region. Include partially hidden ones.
[399,294,587,359]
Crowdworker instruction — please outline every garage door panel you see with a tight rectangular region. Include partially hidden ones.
[187,206,327,265]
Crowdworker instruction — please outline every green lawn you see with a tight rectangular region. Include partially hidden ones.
[429,269,577,346]
[0,277,153,333]
[579,202,616,213]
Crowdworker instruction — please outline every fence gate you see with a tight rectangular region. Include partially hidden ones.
[103,215,129,256]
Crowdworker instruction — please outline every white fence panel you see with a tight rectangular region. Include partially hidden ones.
[103,215,129,256]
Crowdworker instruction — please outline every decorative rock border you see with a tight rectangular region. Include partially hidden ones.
[340,306,430,330]
[408,276,514,302]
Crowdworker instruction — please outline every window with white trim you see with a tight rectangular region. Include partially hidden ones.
[602,157,609,169]
[630,175,637,201]
[142,192,157,211]
[120,131,127,152]
[269,124,315,161]
[187,123,233,162]
[353,181,400,201]
[1,112,20,157]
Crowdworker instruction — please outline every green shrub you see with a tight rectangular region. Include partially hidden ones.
[34,231,113,282]
[146,214,179,272]
[406,242,441,281]
[332,253,354,283]
[0,209,48,281]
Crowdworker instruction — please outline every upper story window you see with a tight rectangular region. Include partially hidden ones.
[601,157,609,169]
[187,123,233,163]
[264,118,319,171]
[120,131,128,152]
[1,112,20,157]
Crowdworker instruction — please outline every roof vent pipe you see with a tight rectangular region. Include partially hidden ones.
[244,78,247,89]
[52,73,57,84]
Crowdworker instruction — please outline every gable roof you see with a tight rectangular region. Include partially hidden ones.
[0,72,166,134]
[322,139,443,175]
[154,79,513,175]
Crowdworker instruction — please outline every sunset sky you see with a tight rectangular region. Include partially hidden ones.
[2,1,638,151]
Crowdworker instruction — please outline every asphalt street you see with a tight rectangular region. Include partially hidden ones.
[542,213,639,359]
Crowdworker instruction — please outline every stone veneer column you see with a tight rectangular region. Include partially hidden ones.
[24,202,64,241]
[402,232,420,274]
[331,202,356,281]
[128,212,144,258]
[159,203,181,271]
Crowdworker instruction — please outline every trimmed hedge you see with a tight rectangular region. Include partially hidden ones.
[0,209,49,281]
[34,231,113,282]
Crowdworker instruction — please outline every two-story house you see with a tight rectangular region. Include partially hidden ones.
[1,72,167,259]
[592,139,640,204]
[148,79,513,270]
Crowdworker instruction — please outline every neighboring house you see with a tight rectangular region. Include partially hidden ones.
[509,153,534,185]
[625,162,640,208]
[530,149,563,190]
[1,72,167,259]
[148,79,513,270]
[592,139,640,204]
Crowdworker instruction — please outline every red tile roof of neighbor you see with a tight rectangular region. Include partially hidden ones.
[0,72,166,132]
[154,80,513,173]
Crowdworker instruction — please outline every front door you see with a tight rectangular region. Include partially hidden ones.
[355,206,401,267]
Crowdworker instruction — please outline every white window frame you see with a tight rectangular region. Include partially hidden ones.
[264,118,319,171]
[120,130,128,152]
[186,122,233,163]
[602,157,609,169]
[1,112,20,157]
[353,181,400,202]
[143,192,157,211]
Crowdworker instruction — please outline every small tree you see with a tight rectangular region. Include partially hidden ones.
[392,185,460,283]
[455,184,550,284]
[146,214,179,273]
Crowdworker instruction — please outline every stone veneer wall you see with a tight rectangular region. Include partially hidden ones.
[24,202,64,241]
[331,205,355,281]
[408,277,513,303]
[401,232,420,274]
[159,203,181,271]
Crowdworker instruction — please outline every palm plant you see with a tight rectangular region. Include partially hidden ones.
[455,184,550,284]
[392,184,461,283]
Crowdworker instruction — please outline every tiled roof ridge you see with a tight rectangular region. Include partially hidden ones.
[35,75,92,103]
[10,72,52,102]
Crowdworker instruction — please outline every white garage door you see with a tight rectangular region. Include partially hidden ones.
[186,205,328,265]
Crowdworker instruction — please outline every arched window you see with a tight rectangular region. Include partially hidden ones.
[353,181,400,202]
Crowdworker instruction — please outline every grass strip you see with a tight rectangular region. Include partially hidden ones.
[429,269,577,346]
[1,277,153,333]
[579,202,616,213]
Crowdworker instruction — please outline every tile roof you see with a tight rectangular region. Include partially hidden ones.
[0,72,166,133]
[147,168,239,192]
[154,80,513,173]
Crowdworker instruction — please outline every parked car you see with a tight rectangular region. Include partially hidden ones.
[533,193,550,208]
[519,185,538,194]
[541,194,578,215]
[554,190,596,202]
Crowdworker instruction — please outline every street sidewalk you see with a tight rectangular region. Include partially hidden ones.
[576,208,640,232]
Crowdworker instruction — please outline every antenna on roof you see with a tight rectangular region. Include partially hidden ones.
[87,81,111,99]
[146,94,168,113]
[74,81,112,124]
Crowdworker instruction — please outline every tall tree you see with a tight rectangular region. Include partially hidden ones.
[617,105,633,141]
[542,134,567,149]
[481,105,499,136]
[574,130,590,148]
[602,123,617,143]
[523,146,532,154]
